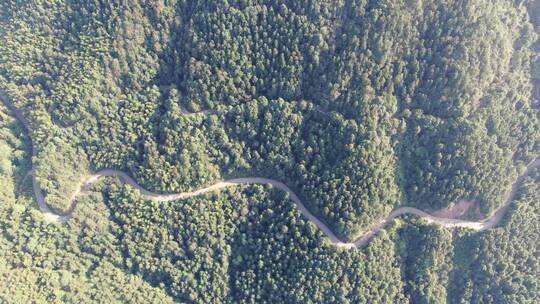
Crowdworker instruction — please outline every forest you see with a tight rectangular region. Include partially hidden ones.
[0,0,539,302]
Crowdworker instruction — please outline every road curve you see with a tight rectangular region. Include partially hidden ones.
[2,90,539,249]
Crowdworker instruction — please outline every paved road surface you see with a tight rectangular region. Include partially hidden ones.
[2,90,538,249]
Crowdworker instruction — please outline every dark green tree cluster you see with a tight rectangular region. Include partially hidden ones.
[2,0,538,238]
[447,167,540,303]
[90,177,408,303]
[2,101,540,302]
[397,222,454,303]
[0,105,174,302]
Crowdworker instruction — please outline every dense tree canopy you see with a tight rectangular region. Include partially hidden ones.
[1,0,538,237]
[2,101,540,302]
[0,0,539,302]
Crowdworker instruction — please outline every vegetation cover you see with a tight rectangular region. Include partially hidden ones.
[0,0,539,303]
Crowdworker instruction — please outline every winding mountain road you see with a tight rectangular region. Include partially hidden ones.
[2,90,539,249]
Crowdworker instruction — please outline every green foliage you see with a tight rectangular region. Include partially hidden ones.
[2,0,538,238]
[35,137,90,214]
[0,0,539,302]
[91,178,409,303]
[397,223,454,303]
[448,167,540,303]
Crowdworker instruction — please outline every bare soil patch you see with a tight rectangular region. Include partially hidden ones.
[431,199,476,219]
